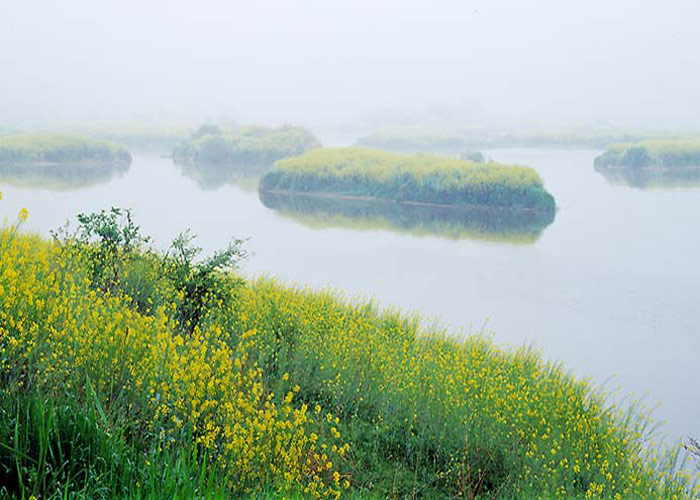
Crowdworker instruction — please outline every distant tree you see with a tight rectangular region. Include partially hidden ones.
[460,151,485,163]
[193,124,222,139]
[195,135,230,164]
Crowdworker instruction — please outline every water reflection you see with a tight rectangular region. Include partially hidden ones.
[175,161,266,191]
[595,165,700,189]
[0,162,129,191]
[259,190,555,243]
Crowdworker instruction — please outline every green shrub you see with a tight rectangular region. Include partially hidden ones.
[0,389,137,499]
[164,230,246,333]
[51,207,149,297]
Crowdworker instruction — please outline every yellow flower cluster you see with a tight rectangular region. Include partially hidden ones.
[0,198,694,497]
[0,230,345,498]
[225,280,695,498]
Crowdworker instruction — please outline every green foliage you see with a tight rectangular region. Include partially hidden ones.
[0,388,235,500]
[260,147,556,212]
[460,150,485,163]
[193,124,223,139]
[173,125,321,167]
[0,388,137,499]
[2,210,696,498]
[164,230,246,334]
[0,133,131,165]
[595,139,700,168]
[52,208,150,296]
[223,280,696,499]
[52,208,247,332]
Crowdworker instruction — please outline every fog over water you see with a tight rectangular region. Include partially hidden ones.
[2,0,700,130]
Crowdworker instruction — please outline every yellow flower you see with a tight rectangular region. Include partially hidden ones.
[18,207,29,222]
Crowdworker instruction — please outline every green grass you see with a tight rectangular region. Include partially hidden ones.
[0,389,232,500]
[173,124,320,167]
[595,139,700,168]
[260,147,556,212]
[0,133,131,165]
[1,212,697,498]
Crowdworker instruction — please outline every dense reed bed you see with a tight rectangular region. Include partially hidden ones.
[0,133,131,166]
[595,139,700,168]
[172,125,320,167]
[260,147,556,212]
[0,205,696,498]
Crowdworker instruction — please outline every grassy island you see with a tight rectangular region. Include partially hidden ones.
[260,147,556,212]
[260,190,554,243]
[0,208,694,499]
[172,124,320,168]
[0,133,131,166]
[595,139,700,168]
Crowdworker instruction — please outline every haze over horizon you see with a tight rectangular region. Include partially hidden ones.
[2,0,699,131]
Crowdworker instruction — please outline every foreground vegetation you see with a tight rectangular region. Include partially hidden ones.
[0,203,697,498]
[172,124,320,168]
[260,147,556,212]
[595,139,700,168]
[259,190,554,243]
[0,133,131,166]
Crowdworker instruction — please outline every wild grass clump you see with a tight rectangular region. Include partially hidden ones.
[0,203,696,498]
[172,124,320,167]
[0,133,131,165]
[595,139,700,168]
[260,147,556,212]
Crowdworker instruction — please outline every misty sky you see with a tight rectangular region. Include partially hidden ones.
[1,0,699,129]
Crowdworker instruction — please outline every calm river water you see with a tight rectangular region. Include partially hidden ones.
[2,148,698,445]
